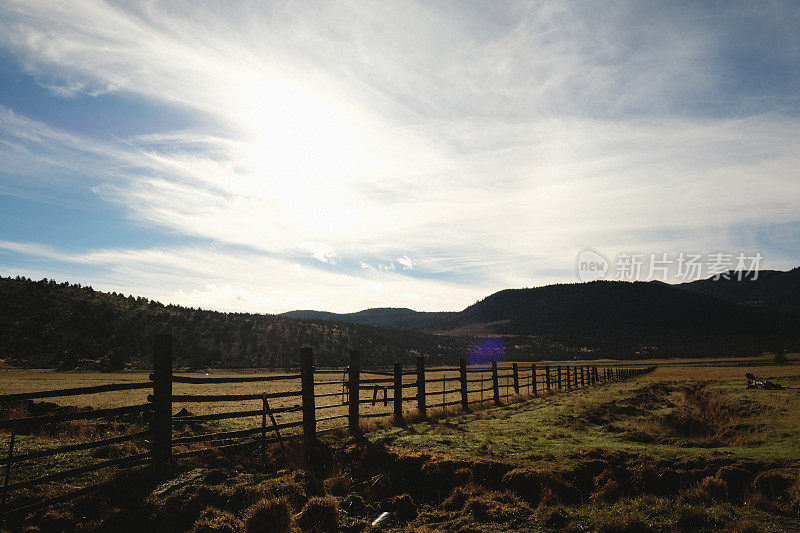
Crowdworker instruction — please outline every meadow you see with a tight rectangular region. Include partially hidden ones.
[1,356,799,531]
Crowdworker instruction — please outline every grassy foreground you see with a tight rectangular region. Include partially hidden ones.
[367,364,800,531]
[4,362,800,532]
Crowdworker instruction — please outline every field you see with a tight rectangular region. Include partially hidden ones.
[2,357,799,531]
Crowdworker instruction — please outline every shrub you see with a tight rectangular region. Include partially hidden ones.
[536,505,569,529]
[244,497,293,533]
[752,472,792,499]
[732,519,767,533]
[502,468,580,505]
[189,507,242,533]
[715,465,753,502]
[38,510,76,533]
[297,496,338,532]
[389,493,417,522]
[699,476,727,503]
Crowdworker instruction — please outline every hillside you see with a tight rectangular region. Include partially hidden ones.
[284,276,800,357]
[283,307,455,331]
[447,280,800,355]
[0,276,474,369]
[4,272,799,369]
[676,267,800,315]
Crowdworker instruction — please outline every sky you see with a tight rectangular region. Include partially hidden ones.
[1,1,799,314]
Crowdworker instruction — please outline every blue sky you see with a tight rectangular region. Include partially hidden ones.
[1,1,799,313]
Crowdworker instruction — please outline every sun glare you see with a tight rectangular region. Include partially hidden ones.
[240,76,363,187]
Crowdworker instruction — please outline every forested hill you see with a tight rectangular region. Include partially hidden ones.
[0,276,474,370]
[4,274,798,369]
[285,277,800,357]
[450,280,800,355]
[675,267,800,315]
[282,307,455,331]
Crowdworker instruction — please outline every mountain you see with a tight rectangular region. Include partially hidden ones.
[443,280,799,355]
[4,269,799,369]
[282,308,455,331]
[676,267,800,315]
[283,274,800,357]
[0,276,473,369]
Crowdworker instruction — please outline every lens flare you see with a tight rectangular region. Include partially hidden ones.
[468,338,505,365]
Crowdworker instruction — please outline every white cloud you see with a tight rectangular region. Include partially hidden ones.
[396,255,414,270]
[0,240,482,313]
[0,2,799,312]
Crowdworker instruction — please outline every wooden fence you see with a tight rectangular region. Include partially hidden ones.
[0,333,656,518]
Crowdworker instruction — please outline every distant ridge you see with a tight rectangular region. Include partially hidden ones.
[283,270,800,356]
[675,267,800,315]
[0,276,471,369]
[2,268,799,370]
[282,307,455,331]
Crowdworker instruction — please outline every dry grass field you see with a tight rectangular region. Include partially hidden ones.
[2,356,799,531]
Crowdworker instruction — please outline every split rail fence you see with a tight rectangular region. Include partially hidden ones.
[1,333,655,518]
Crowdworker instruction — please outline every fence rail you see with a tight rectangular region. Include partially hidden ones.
[0,333,656,518]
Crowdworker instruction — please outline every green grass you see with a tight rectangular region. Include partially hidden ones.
[372,365,800,464]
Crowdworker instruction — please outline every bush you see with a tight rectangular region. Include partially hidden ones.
[752,472,792,499]
[189,507,242,533]
[38,510,76,533]
[244,497,293,533]
[297,496,338,532]
[389,493,417,522]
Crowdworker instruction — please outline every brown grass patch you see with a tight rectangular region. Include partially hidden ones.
[243,497,293,533]
[189,507,242,533]
[296,495,338,532]
[657,382,765,446]
[441,483,531,528]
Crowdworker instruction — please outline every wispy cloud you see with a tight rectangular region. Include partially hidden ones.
[1,2,799,312]
[0,240,479,313]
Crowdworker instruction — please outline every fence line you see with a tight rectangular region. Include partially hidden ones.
[0,333,656,518]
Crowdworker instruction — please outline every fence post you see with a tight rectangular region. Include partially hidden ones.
[557,365,562,390]
[459,359,468,411]
[393,362,403,426]
[151,333,172,478]
[347,349,360,434]
[299,347,317,443]
[261,394,267,462]
[545,365,551,391]
[416,356,426,418]
[491,361,501,405]
[512,363,519,394]
[2,425,16,508]
[566,365,572,390]
[531,364,537,396]
[580,366,585,388]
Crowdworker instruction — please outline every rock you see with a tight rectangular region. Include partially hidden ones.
[151,468,206,497]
